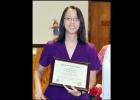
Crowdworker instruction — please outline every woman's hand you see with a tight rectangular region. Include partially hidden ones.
[34,89,46,100]
[34,68,46,100]
[63,85,81,96]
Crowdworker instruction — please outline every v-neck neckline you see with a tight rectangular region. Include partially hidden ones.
[64,41,78,60]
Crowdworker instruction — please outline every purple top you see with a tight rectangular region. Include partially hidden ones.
[39,40,101,100]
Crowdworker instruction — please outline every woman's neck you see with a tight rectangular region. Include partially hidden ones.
[65,33,78,44]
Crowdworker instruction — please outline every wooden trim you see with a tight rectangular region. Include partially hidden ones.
[88,0,111,2]
[32,44,45,48]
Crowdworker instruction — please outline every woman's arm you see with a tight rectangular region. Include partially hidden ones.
[81,70,96,95]
[34,64,46,100]
[89,70,96,90]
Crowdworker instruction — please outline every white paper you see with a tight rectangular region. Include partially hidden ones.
[52,60,88,88]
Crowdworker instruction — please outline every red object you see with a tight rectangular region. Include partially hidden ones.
[89,84,102,100]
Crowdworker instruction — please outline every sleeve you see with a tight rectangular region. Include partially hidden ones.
[39,42,52,67]
[98,45,108,65]
[88,43,101,70]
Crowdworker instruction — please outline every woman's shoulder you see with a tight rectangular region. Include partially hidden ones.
[46,39,59,45]
[101,44,109,50]
[44,40,58,48]
[46,40,55,45]
[85,42,96,49]
[78,42,96,54]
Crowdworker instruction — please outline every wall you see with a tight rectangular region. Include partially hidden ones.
[33,1,88,44]
[88,1,111,84]
[89,1,110,52]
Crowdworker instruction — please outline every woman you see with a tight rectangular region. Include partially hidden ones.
[34,5,101,100]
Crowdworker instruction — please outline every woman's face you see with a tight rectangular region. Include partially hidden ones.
[64,8,80,35]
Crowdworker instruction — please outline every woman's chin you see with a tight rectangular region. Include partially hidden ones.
[67,30,77,34]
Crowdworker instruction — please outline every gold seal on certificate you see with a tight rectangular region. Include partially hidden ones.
[49,57,90,91]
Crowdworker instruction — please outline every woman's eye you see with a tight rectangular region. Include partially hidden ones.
[67,18,71,21]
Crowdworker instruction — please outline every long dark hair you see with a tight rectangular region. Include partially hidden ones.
[56,6,87,44]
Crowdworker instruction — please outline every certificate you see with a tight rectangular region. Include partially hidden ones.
[49,57,90,91]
